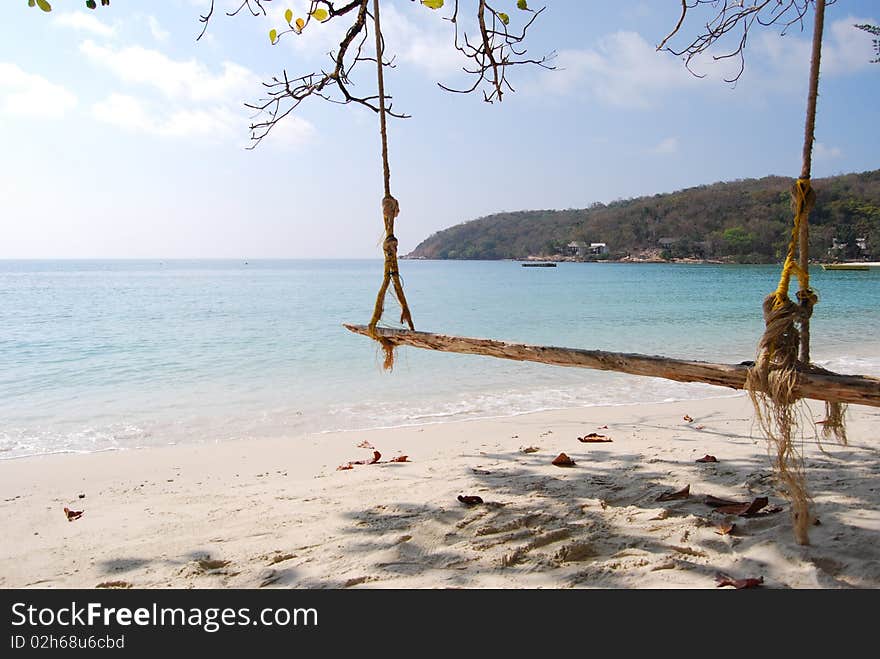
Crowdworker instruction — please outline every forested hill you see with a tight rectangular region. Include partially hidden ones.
[406,170,880,263]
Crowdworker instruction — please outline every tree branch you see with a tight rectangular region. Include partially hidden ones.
[657,0,837,83]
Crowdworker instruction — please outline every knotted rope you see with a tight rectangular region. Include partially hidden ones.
[367,0,414,369]
[745,0,845,547]
[747,179,819,545]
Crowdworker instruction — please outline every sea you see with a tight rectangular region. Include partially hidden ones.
[1,259,878,459]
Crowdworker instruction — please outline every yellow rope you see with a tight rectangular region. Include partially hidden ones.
[772,178,816,310]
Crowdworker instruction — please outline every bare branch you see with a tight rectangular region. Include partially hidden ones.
[657,0,837,83]
[197,0,213,41]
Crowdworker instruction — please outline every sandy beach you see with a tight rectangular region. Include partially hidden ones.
[1,394,878,589]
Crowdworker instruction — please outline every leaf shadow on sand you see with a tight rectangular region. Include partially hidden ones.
[95,549,300,588]
[328,417,880,589]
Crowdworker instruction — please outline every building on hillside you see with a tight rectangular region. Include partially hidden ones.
[567,241,587,257]
[830,236,868,257]
[567,241,608,257]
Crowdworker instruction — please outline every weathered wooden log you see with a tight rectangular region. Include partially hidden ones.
[343,324,880,408]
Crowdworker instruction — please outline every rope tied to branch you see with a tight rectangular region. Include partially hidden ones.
[366,0,414,370]
[744,0,851,546]
[746,178,845,545]
[747,179,816,545]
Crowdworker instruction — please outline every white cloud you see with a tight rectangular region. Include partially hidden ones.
[80,40,255,103]
[812,17,877,75]
[534,15,877,109]
[91,91,315,146]
[53,11,115,37]
[261,113,317,148]
[0,62,77,119]
[542,32,700,108]
[77,31,313,147]
[650,136,679,155]
[91,93,155,132]
[147,16,170,42]
[752,16,877,83]
[814,142,842,161]
[380,4,466,78]
[91,93,238,139]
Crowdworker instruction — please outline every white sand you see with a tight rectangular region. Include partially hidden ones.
[1,394,878,589]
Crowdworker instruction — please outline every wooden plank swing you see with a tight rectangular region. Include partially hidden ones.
[352,0,869,543]
[352,0,879,412]
[344,324,880,408]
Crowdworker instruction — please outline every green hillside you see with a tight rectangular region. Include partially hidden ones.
[407,170,880,263]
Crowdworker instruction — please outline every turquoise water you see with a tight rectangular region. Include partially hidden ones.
[1,259,878,458]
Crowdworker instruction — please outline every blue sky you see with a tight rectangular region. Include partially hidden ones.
[1,0,877,258]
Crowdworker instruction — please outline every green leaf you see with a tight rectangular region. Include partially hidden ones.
[28,0,36,7]
[86,0,96,8]
[498,12,509,25]
[284,8,293,23]
[517,0,528,10]
[311,8,329,22]
[421,0,444,9]
[36,0,52,11]
[269,28,277,43]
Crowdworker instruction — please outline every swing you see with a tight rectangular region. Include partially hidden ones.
[346,0,879,544]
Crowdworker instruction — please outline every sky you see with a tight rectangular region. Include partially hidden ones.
[0,0,877,259]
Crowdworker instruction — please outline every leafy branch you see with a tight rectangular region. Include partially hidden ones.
[25,0,109,11]
[199,0,552,147]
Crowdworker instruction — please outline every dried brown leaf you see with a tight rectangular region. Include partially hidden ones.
[703,495,740,508]
[457,495,484,506]
[683,415,694,422]
[388,455,409,463]
[552,452,576,467]
[714,496,769,517]
[351,450,381,465]
[656,484,690,502]
[520,446,540,454]
[714,522,736,536]
[715,573,763,589]
[696,454,718,463]
[578,433,612,443]
[63,507,83,522]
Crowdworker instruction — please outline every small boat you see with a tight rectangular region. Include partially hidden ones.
[821,263,876,271]
[522,262,557,268]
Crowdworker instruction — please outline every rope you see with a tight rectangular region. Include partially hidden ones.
[747,180,817,546]
[745,0,846,547]
[771,178,816,312]
[367,0,414,370]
